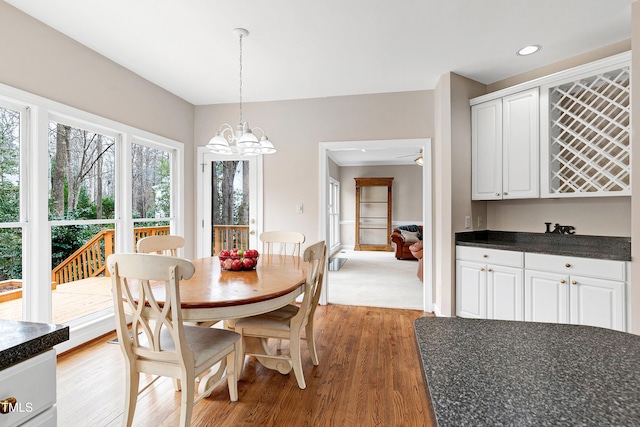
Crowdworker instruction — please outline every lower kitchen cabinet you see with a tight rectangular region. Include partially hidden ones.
[0,349,57,427]
[456,246,629,332]
[456,246,524,321]
[525,253,627,331]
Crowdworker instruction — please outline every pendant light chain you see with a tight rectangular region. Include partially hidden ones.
[238,32,243,125]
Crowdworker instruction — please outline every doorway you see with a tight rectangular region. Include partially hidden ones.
[196,147,263,258]
[318,139,433,312]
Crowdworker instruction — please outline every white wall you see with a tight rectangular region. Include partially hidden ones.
[194,92,434,249]
[0,1,197,256]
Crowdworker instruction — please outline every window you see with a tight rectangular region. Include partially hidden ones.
[329,178,340,252]
[0,102,25,320]
[132,141,174,248]
[0,83,184,351]
[48,118,117,325]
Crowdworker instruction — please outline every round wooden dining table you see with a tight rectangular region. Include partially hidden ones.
[173,254,307,323]
[139,253,308,392]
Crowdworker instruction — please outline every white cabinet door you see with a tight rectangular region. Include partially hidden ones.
[570,275,625,331]
[471,99,502,200]
[456,260,486,318]
[502,89,539,199]
[487,265,523,321]
[524,270,569,324]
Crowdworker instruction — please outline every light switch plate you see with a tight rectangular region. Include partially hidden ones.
[296,204,303,214]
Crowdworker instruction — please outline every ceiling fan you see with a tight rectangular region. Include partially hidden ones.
[396,149,423,166]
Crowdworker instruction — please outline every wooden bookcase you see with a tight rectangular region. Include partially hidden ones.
[354,177,393,251]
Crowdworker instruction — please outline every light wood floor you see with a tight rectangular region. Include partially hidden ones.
[56,304,437,427]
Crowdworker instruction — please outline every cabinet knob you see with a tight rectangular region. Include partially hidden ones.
[571,280,577,285]
[503,192,508,195]
[0,397,16,414]
[483,254,488,258]
[560,279,566,284]
[565,263,571,268]
[480,267,485,271]
[487,268,492,272]
[495,193,500,197]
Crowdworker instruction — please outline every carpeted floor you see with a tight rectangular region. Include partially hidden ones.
[327,249,423,310]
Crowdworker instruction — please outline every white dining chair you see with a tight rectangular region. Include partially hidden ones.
[108,253,240,427]
[259,231,306,257]
[234,240,326,389]
[136,234,185,256]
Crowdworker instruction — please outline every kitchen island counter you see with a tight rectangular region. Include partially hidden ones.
[0,319,69,370]
[414,317,640,426]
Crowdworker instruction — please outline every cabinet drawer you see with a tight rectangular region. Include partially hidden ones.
[456,246,523,268]
[525,253,626,281]
[0,349,56,427]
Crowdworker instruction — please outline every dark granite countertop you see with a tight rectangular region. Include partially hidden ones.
[456,230,631,261]
[414,317,640,427]
[0,319,69,370]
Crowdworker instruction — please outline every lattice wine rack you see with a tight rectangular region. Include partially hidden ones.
[546,66,630,196]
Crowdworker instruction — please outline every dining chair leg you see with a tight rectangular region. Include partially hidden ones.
[290,334,306,389]
[123,364,139,427]
[179,370,195,427]
[226,348,239,402]
[305,322,319,366]
[236,329,246,380]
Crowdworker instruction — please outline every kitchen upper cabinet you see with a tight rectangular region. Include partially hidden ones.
[540,60,630,198]
[472,88,539,200]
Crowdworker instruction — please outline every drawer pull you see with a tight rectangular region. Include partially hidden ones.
[560,279,566,284]
[0,397,16,414]
[572,280,577,285]
[565,263,571,268]
[482,254,488,258]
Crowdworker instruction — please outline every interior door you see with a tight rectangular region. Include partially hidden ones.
[197,148,261,257]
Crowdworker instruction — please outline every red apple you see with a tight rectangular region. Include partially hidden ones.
[219,250,230,257]
[242,257,254,269]
[223,259,234,270]
[231,259,243,271]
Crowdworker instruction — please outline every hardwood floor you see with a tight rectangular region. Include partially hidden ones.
[56,304,437,427]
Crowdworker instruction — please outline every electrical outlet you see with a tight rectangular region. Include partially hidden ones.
[477,216,483,228]
[465,216,471,229]
[296,204,303,214]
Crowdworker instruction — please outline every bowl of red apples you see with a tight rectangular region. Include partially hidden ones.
[218,248,260,271]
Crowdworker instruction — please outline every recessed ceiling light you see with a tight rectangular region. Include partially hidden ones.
[517,45,541,56]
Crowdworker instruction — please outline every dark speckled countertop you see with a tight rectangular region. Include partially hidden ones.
[456,230,631,261]
[414,317,640,427]
[0,320,69,370]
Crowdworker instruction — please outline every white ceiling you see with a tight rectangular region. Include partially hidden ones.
[4,0,634,165]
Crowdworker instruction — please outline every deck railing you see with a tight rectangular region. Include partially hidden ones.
[51,226,170,285]
[213,225,250,255]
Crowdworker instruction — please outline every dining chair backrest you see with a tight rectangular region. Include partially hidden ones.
[295,240,326,328]
[108,253,240,426]
[137,235,185,256]
[108,253,196,368]
[259,231,306,257]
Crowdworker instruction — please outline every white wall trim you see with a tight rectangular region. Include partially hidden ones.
[319,138,433,312]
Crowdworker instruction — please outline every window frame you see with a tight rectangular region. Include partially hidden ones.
[0,82,185,351]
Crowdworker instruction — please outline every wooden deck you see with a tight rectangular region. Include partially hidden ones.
[0,276,112,324]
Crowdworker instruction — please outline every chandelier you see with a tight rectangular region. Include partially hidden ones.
[206,28,275,156]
